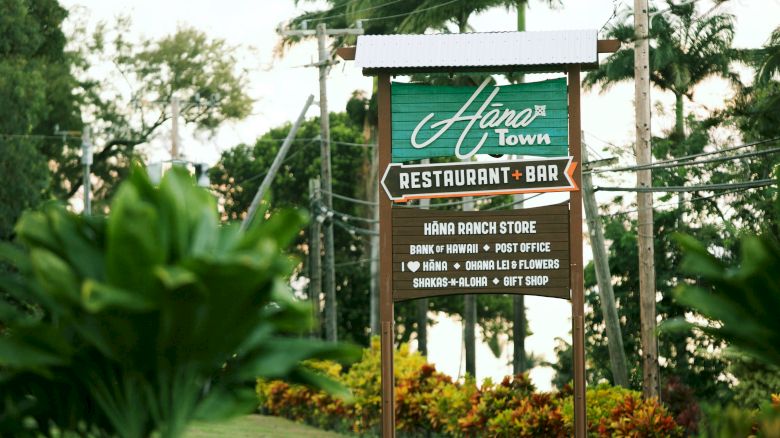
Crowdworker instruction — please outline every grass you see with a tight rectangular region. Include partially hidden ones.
[185,414,347,438]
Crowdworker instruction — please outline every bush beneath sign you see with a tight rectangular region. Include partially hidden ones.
[256,339,682,437]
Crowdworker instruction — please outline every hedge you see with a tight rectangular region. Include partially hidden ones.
[257,339,682,437]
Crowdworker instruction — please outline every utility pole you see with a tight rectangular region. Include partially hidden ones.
[241,95,315,230]
[309,177,323,338]
[316,23,338,342]
[370,167,380,336]
[416,159,430,356]
[582,145,629,388]
[463,197,476,377]
[171,96,180,160]
[279,23,364,342]
[512,0,527,377]
[81,126,93,216]
[634,0,660,399]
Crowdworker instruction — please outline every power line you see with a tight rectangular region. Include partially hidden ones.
[600,0,623,33]
[335,258,378,267]
[360,0,461,22]
[483,192,544,210]
[397,194,501,209]
[299,0,406,23]
[318,204,379,224]
[256,136,319,143]
[602,184,771,217]
[321,189,378,206]
[588,137,780,174]
[585,143,605,160]
[332,140,376,148]
[595,179,776,193]
[232,148,308,186]
[333,217,379,236]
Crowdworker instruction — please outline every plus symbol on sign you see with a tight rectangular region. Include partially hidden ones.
[511,169,523,181]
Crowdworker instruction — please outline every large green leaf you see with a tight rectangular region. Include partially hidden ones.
[0,165,358,437]
[667,208,780,368]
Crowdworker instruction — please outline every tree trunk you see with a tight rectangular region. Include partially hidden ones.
[674,92,686,227]
[464,294,476,377]
[512,295,526,374]
[674,92,685,139]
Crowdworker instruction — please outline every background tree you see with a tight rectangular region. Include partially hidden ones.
[557,0,746,396]
[0,0,81,239]
[585,0,736,141]
[724,26,780,236]
[57,19,253,209]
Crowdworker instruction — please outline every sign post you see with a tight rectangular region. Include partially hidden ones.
[342,30,619,438]
[567,64,587,438]
[377,73,395,438]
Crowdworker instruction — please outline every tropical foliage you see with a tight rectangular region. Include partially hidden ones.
[0,0,80,239]
[0,166,359,437]
[258,339,682,437]
[55,16,254,208]
[585,0,736,139]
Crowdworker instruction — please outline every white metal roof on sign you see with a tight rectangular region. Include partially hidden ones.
[354,30,598,70]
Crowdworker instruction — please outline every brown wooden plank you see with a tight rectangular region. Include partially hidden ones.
[392,233,570,245]
[393,222,569,235]
[392,203,568,218]
[336,46,356,60]
[597,39,621,53]
[394,287,570,301]
[392,215,570,226]
[393,269,569,280]
[392,252,569,261]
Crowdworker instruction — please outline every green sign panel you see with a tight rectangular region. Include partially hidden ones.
[391,77,568,163]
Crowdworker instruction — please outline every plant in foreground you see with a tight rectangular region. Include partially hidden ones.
[0,165,359,438]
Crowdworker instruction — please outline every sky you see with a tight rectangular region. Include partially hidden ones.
[60,0,780,390]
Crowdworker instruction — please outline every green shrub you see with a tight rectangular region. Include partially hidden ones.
[0,166,359,438]
[257,340,682,437]
[697,398,780,438]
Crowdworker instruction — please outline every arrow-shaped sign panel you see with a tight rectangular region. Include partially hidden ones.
[381,157,578,202]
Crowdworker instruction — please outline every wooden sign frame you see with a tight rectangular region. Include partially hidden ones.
[342,37,619,438]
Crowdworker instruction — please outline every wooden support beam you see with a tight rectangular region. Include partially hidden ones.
[336,46,356,60]
[597,39,621,53]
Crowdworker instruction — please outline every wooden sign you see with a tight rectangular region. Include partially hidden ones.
[381,157,578,202]
[392,204,570,300]
[341,30,621,437]
[391,77,568,162]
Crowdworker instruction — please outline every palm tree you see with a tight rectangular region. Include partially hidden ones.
[584,1,736,140]
[756,26,780,85]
